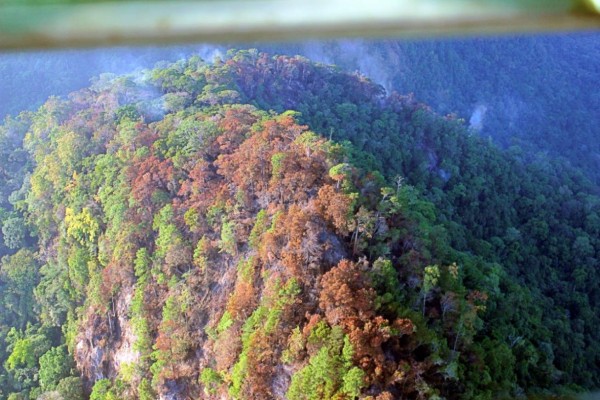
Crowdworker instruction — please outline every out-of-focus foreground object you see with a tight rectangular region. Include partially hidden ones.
[0,0,599,50]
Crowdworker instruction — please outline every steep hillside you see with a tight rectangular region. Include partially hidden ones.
[0,51,598,400]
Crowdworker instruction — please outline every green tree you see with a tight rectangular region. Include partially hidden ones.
[220,220,237,256]
[423,265,440,316]
[1,249,38,328]
[34,261,71,327]
[6,337,36,371]
[55,377,84,400]
[90,379,112,400]
[39,346,73,391]
[287,324,366,400]
[2,216,26,249]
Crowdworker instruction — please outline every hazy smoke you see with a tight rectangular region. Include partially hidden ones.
[298,40,335,65]
[195,45,225,63]
[288,39,394,93]
[469,104,488,131]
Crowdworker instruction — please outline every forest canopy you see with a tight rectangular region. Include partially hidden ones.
[0,47,597,400]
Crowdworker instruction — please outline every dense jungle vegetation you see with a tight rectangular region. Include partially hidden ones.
[2,34,600,185]
[0,47,598,400]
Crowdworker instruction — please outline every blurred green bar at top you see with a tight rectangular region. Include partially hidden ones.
[0,0,599,50]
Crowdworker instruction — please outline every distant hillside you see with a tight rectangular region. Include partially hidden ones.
[260,33,600,185]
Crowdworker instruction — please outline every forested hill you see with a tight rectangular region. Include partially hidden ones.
[2,34,600,186]
[260,34,600,185]
[0,50,598,400]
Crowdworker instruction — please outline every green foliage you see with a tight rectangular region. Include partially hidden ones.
[2,216,26,249]
[281,327,304,364]
[229,305,268,398]
[200,368,222,395]
[89,378,126,400]
[248,210,268,250]
[294,131,321,157]
[193,236,210,271]
[341,367,366,399]
[216,311,234,336]
[229,279,300,398]
[64,207,99,247]
[90,379,112,400]
[34,261,70,327]
[270,152,286,179]
[152,204,177,260]
[115,105,140,124]
[38,346,72,391]
[423,265,440,292]
[328,163,350,186]
[154,114,218,166]
[5,337,36,370]
[219,219,237,256]
[55,377,84,400]
[0,48,599,400]
[66,245,90,300]
[370,257,404,314]
[1,250,38,329]
[1,326,53,399]
[134,247,151,280]
[138,378,155,400]
[287,323,365,400]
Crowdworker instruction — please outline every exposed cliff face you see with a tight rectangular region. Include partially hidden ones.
[75,286,139,389]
